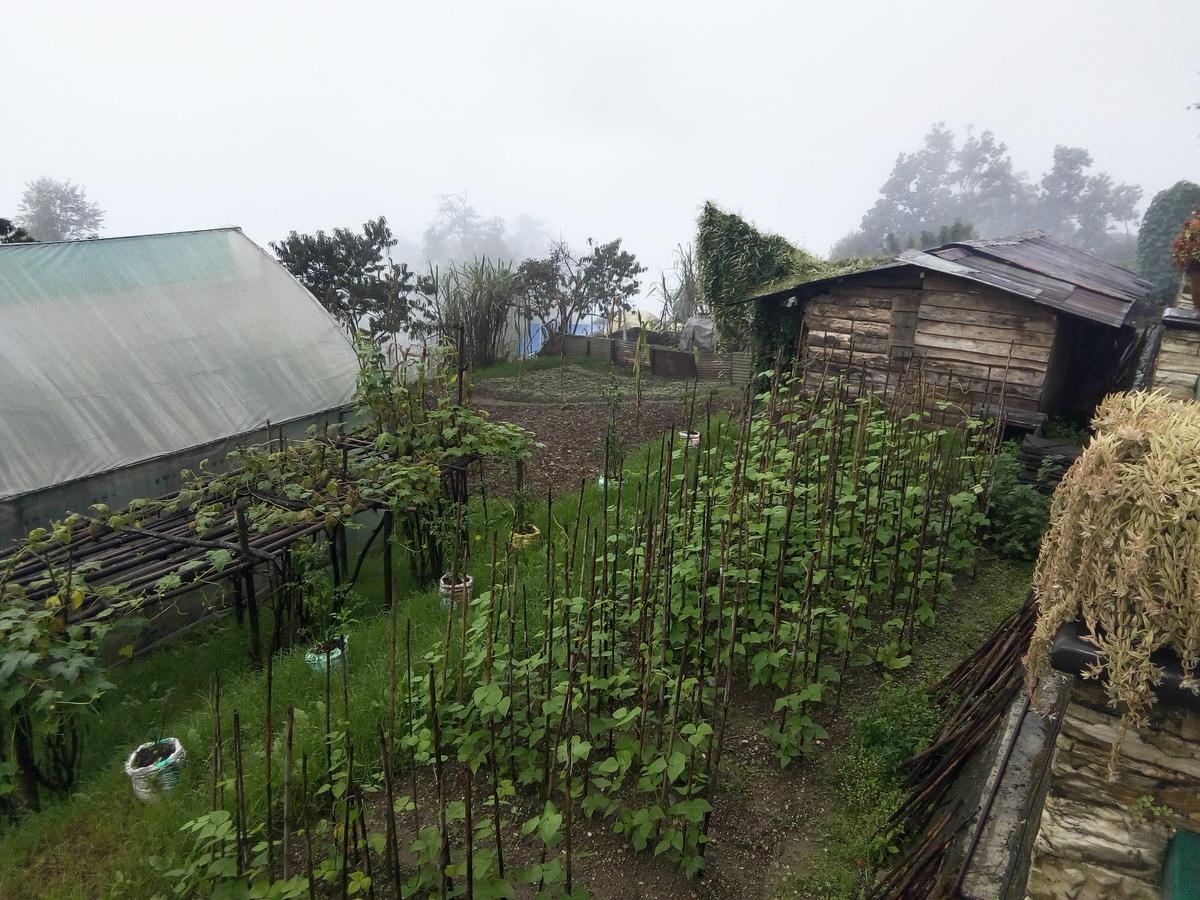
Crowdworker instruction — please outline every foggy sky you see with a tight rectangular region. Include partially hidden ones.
[3,0,1198,296]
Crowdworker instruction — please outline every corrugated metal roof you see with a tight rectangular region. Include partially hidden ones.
[0,228,359,500]
[749,231,1153,329]
[948,232,1151,306]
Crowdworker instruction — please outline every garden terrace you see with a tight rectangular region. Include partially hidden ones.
[0,353,1032,898]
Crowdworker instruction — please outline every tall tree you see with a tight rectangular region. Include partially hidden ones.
[15,177,104,241]
[1137,181,1200,304]
[0,218,35,244]
[859,124,958,247]
[422,194,510,266]
[271,216,418,341]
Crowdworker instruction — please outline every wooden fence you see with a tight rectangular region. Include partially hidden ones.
[541,333,753,385]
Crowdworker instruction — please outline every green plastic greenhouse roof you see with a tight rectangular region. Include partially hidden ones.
[0,228,358,500]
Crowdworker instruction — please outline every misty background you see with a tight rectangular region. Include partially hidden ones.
[2,0,1198,300]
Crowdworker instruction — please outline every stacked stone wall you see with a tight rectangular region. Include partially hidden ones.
[1027,679,1200,898]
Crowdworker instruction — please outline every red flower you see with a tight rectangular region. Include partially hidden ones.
[1173,217,1200,270]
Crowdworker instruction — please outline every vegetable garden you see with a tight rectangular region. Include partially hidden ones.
[0,344,1016,898]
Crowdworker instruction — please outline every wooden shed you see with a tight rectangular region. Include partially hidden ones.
[749,231,1153,428]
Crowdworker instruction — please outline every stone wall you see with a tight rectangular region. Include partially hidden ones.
[1152,326,1200,401]
[1027,679,1200,899]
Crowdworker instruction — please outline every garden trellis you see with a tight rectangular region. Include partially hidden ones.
[0,343,534,812]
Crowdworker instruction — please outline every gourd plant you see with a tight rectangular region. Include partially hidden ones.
[0,525,117,812]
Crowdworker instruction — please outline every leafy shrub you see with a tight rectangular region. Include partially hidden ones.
[1042,417,1089,446]
[792,682,939,897]
[983,445,1050,560]
[1136,181,1200,304]
[848,681,940,775]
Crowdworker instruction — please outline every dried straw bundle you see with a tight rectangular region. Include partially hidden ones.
[1025,391,1200,736]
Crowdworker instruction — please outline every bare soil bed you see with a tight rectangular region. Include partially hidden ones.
[472,363,741,499]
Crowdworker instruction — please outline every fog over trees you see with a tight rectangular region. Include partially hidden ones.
[832,125,1143,263]
[14,177,104,242]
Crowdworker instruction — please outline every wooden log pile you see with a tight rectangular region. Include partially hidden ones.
[868,596,1036,899]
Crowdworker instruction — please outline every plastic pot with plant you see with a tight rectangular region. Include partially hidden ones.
[510,461,540,549]
[304,632,349,673]
[433,504,473,609]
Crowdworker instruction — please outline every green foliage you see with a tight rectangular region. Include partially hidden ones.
[982,444,1050,560]
[696,202,806,348]
[730,380,989,765]
[413,256,522,368]
[155,809,309,898]
[271,216,419,340]
[696,202,876,352]
[0,358,1002,896]
[1136,181,1200,303]
[1042,417,1089,445]
[515,237,646,336]
[0,339,533,817]
[791,682,938,898]
[0,217,35,244]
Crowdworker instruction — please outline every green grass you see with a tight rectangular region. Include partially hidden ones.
[0,583,450,898]
[469,355,613,383]
[0,421,730,899]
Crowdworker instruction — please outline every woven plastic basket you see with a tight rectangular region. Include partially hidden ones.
[125,737,186,803]
[510,524,541,550]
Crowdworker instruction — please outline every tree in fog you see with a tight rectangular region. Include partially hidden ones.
[422,195,552,268]
[1137,181,1200,304]
[15,177,104,241]
[883,221,976,254]
[516,238,645,335]
[831,124,1141,263]
[422,194,510,265]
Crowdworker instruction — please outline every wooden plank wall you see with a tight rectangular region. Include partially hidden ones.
[911,273,1056,414]
[802,285,895,375]
[1152,328,1200,401]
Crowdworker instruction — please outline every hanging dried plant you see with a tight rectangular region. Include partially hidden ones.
[1025,391,1200,745]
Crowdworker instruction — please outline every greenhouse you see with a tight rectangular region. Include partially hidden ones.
[0,228,359,545]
